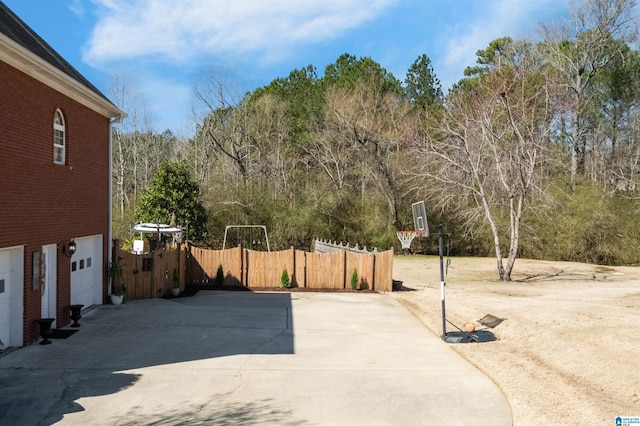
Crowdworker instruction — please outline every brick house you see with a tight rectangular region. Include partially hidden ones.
[0,2,125,347]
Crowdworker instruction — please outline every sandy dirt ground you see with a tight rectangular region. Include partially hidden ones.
[390,255,640,426]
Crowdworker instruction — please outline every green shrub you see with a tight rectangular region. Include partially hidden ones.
[214,264,224,286]
[518,182,640,265]
[280,269,290,288]
[350,268,358,290]
[108,257,125,296]
[172,268,179,288]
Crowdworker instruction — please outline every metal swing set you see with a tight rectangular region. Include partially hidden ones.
[222,225,271,251]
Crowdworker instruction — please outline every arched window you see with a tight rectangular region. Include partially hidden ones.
[53,109,65,164]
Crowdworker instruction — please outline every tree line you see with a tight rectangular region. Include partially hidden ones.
[112,0,640,280]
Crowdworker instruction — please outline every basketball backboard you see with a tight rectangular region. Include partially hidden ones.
[411,201,429,237]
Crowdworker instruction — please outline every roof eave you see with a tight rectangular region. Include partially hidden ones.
[0,33,126,121]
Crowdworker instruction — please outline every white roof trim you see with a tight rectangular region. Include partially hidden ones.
[0,33,125,121]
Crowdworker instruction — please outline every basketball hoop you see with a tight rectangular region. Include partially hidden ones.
[396,231,417,250]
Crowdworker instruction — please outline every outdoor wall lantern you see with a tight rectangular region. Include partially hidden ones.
[63,238,77,257]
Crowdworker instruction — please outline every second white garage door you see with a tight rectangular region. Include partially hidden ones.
[70,235,103,308]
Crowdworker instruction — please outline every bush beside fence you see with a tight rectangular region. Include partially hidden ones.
[115,242,394,301]
[187,246,394,292]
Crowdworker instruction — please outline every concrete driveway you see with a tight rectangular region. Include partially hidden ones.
[0,290,511,425]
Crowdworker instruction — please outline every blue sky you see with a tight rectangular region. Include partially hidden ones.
[4,0,569,137]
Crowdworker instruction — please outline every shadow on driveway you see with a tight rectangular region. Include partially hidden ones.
[0,291,297,425]
[0,290,512,425]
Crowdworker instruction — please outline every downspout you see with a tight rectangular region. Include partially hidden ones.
[108,114,122,297]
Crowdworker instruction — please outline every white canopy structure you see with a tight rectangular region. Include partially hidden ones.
[130,223,185,253]
[131,223,184,234]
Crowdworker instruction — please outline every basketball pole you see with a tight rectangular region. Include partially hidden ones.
[412,201,492,342]
[438,224,447,340]
[436,223,496,343]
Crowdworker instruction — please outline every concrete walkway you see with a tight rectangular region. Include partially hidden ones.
[0,291,511,425]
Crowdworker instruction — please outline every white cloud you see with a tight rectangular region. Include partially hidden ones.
[143,78,193,135]
[436,0,567,90]
[83,0,397,65]
[68,0,85,18]
[105,65,193,136]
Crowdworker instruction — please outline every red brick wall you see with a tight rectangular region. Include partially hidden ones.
[0,62,111,345]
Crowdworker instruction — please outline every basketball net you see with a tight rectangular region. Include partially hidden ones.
[396,231,417,250]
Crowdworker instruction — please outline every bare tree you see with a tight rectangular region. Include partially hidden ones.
[247,94,294,199]
[313,80,411,227]
[410,63,555,280]
[108,70,139,219]
[107,69,177,241]
[107,68,158,218]
[538,0,638,187]
[306,88,360,191]
[191,70,261,186]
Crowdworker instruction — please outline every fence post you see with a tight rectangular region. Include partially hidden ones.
[291,247,296,287]
[242,246,247,287]
[342,250,347,289]
[180,243,186,288]
[150,251,155,298]
[303,251,307,288]
[372,253,376,291]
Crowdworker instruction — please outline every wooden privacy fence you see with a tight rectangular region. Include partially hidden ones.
[115,242,394,301]
[187,246,394,292]
[114,242,187,301]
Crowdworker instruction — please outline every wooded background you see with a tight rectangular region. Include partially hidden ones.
[110,0,640,278]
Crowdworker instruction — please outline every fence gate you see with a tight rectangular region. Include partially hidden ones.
[115,242,185,301]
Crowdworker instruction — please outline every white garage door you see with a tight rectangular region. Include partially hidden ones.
[0,247,24,347]
[70,235,103,307]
